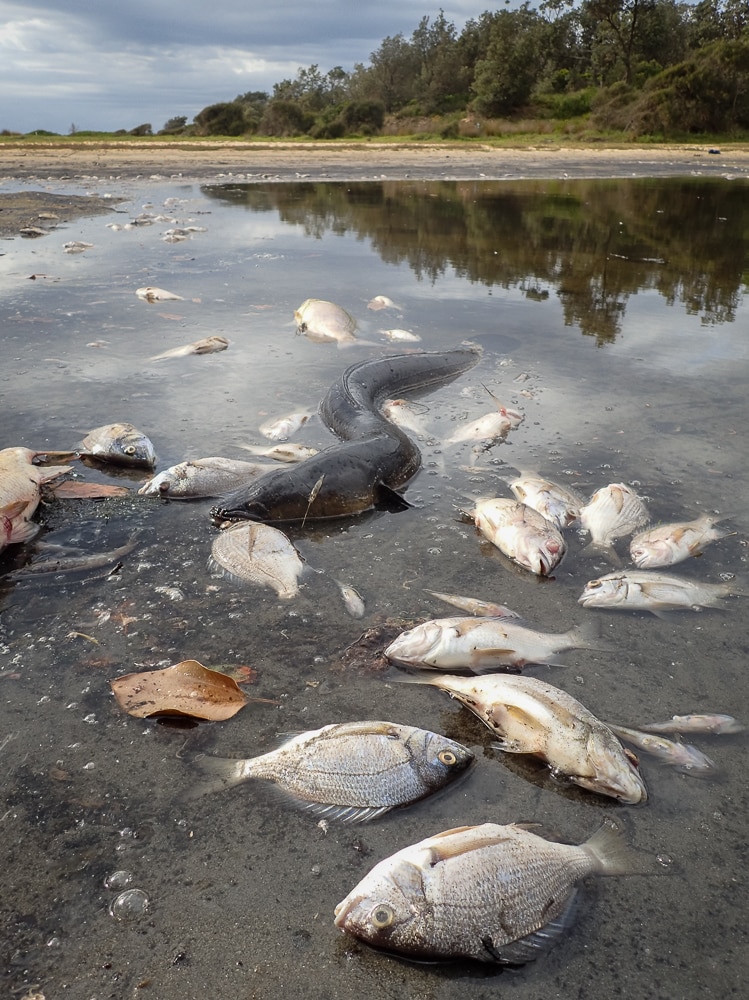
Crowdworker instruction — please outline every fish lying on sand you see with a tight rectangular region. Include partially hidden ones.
[579,483,649,562]
[294,298,357,344]
[259,412,314,442]
[629,514,732,568]
[136,286,184,302]
[473,498,567,576]
[80,423,156,468]
[237,443,319,463]
[578,570,746,615]
[139,458,273,499]
[639,713,744,735]
[209,521,305,598]
[184,721,473,822]
[509,473,585,530]
[149,335,229,361]
[606,723,716,775]
[334,818,661,963]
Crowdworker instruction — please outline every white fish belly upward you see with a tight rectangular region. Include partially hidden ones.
[473,498,566,576]
[334,819,659,963]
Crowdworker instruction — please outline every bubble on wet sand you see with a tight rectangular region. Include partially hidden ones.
[109,888,150,921]
[104,870,134,890]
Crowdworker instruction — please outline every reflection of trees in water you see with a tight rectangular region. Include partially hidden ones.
[205,179,748,343]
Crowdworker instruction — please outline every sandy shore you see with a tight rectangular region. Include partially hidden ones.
[1,139,748,236]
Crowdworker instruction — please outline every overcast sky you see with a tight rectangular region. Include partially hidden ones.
[0,2,491,134]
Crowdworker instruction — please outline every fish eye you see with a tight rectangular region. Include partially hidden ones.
[438,749,458,766]
[588,579,602,590]
[370,904,394,929]
[125,445,136,455]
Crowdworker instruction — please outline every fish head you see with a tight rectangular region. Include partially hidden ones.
[334,858,429,956]
[629,541,668,569]
[137,472,172,497]
[578,575,625,607]
[579,731,648,804]
[515,532,567,576]
[418,730,474,787]
[384,621,447,667]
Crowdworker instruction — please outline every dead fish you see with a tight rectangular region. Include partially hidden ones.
[606,723,716,775]
[259,411,314,442]
[380,399,432,438]
[580,483,649,562]
[578,570,746,615]
[4,533,140,580]
[381,329,421,343]
[209,521,305,598]
[184,721,473,822]
[473,498,567,576]
[149,335,229,362]
[385,617,604,671]
[237,443,319,463]
[393,672,647,803]
[138,458,273,499]
[80,423,156,468]
[337,581,365,619]
[426,590,521,620]
[334,818,660,963]
[629,514,732,569]
[509,474,585,530]
[136,286,184,302]
[294,298,357,344]
[639,713,744,736]
[367,295,400,311]
[445,403,523,446]
[0,447,72,551]
[63,241,93,254]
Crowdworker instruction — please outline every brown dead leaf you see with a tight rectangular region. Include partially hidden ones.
[111,659,248,721]
[51,481,130,499]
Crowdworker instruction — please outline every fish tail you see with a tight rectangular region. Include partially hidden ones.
[179,754,251,799]
[583,818,666,876]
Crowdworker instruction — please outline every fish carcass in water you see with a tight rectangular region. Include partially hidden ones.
[184,721,473,821]
[509,473,585,530]
[380,399,432,438]
[80,423,156,468]
[394,671,647,803]
[578,569,746,615]
[579,483,649,561]
[385,616,604,671]
[136,286,183,302]
[211,349,480,524]
[381,329,421,343]
[605,723,715,775]
[5,533,140,580]
[629,514,732,568]
[294,298,357,344]
[639,713,744,736]
[0,447,72,551]
[426,590,521,620]
[367,295,400,311]
[445,389,524,447]
[138,458,274,499]
[473,498,566,576]
[238,443,319,463]
[259,412,314,442]
[209,521,305,598]
[334,818,659,963]
[149,335,229,361]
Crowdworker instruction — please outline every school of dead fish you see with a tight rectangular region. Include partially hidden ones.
[1,282,745,972]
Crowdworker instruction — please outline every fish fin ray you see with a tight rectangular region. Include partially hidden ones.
[486,890,580,965]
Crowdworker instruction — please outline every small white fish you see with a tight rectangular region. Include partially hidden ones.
[237,442,319,463]
[138,458,273,499]
[367,295,399,311]
[381,329,421,343]
[149,336,229,362]
[136,286,184,302]
[606,724,716,775]
[446,408,523,446]
[579,483,649,561]
[640,714,744,735]
[509,474,584,530]
[209,522,305,598]
[426,590,521,620]
[294,298,357,344]
[380,399,432,438]
[578,570,745,614]
[473,498,567,576]
[629,514,732,568]
[337,581,365,619]
[63,241,94,254]
[259,411,314,442]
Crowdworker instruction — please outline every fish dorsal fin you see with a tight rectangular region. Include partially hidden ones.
[424,824,514,865]
[484,889,580,965]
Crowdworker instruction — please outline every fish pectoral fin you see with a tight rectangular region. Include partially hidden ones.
[373,482,413,513]
[490,737,526,754]
[487,889,580,965]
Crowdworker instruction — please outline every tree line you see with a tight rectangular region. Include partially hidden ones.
[162,1,749,139]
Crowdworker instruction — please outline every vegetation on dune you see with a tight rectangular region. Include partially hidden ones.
[3,1,749,143]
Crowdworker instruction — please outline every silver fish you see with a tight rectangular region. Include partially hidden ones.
[380,399,432,438]
[393,672,646,803]
[473,498,567,576]
[259,411,313,442]
[185,721,473,822]
[138,457,273,499]
[334,819,658,963]
[294,298,357,344]
[237,442,319,463]
[578,570,745,614]
[381,329,421,343]
[135,286,183,302]
[607,724,716,775]
[426,590,521,620]
[208,521,305,598]
[579,483,649,560]
[446,407,523,446]
[5,534,140,579]
[385,616,604,671]
[149,335,229,362]
[640,713,744,735]
[629,514,732,568]
[336,581,365,619]
[367,295,400,311]
[509,474,584,530]
[80,423,156,468]
[0,447,72,550]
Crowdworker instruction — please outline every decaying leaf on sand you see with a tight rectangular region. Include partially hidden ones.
[110,659,248,721]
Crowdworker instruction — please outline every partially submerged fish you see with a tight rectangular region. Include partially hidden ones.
[0,447,72,550]
[629,514,732,568]
[367,295,400,311]
[5,534,140,580]
[607,723,716,775]
[136,286,183,302]
[473,498,567,576]
[238,443,319,463]
[259,412,313,442]
[580,483,649,561]
[138,458,273,499]
[445,394,524,447]
[578,570,745,614]
[212,349,480,524]
[337,581,366,619]
[426,590,521,620]
[381,329,421,343]
[393,672,646,803]
[209,521,305,598]
[149,335,229,362]
[334,819,659,963]
[294,298,357,344]
[184,721,473,822]
[380,399,432,438]
[509,474,584,530]
[385,616,604,671]
[80,423,156,468]
[640,713,744,736]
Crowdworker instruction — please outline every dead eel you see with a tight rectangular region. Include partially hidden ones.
[211,347,480,523]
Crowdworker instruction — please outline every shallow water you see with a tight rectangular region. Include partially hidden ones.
[1,175,748,999]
